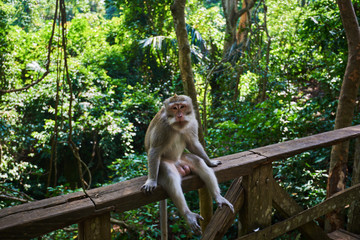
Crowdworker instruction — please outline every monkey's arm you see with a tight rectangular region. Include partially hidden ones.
[186,139,221,167]
[141,147,161,193]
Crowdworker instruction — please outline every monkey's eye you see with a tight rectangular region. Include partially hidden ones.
[172,106,177,110]
[180,105,185,109]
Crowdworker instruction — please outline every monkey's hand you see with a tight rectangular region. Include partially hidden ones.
[141,179,157,194]
[215,196,234,213]
[207,159,221,167]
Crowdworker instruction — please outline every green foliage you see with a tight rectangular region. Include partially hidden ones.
[38,224,78,240]
[0,0,358,238]
[112,202,201,239]
[121,85,161,151]
[205,0,349,217]
[0,6,161,197]
[274,150,329,208]
[0,1,12,89]
[108,154,148,182]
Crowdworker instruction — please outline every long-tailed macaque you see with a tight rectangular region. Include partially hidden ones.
[141,94,234,234]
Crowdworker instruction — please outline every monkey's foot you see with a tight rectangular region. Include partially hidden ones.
[184,212,204,235]
[215,196,234,213]
[141,179,157,194]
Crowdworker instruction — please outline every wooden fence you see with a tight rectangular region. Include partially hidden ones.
[1,125,360,239]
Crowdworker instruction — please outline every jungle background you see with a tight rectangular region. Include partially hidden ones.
[0,0,359,239]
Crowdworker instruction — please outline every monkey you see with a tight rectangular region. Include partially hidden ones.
[141,94,234,234]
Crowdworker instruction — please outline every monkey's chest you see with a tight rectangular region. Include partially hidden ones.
[162,134,186,161]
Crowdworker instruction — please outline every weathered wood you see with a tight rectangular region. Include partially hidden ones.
[0,191,85,218]
[237,183,360,240]
[251,125,360,161]
[78,212,111,240]
[201,177,244,240]
[328,229,360,240]
[0,151,261,239]
[199,187,213,232]
[159,200,168,240]
[272,179,330,240]
[0,191,95,239]
[239,164,273,236]
[348,137,360,234]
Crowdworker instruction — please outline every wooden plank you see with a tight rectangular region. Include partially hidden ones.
[78,212,111,240]
[74,125,360,214]
[0,151,258,238]
[199,187,213,231]
[239,164,273,236]
[0,192,95,239]
[0,191,85,218]
[348,137,360,234]
[237,183,360,240]
[159,200,168,240]
[251,125,360,161]
[328,229,360,240]
[272,180,330,240]
[202,177,244,240]
[86,151,263,213]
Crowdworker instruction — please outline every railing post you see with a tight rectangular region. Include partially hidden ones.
[160,199,168,240]
[239,163,272,238]
[348,137,360,234]
[199,187,213,231]
[78,212,111,240]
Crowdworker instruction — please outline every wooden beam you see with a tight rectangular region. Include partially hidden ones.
[236,183,360,240]
[0,151,261,239]
[78,212,111,240]
[272,179,330,240]
[199,187,213,231]
[328,229,360,240]
[159,200,168,240]
[0,191,95,239]
[84,124,360,215]
[251,125,360,161]
[239,164,273,236]
[201,177,244,240]
[347,137,360,234]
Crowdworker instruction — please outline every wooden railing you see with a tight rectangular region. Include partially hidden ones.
[1,125,360,239]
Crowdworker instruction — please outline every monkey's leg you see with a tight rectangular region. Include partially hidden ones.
[158,161,203,234]
[182,154,234,213]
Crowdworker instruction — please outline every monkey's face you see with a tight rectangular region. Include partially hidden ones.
[166,101,193,130]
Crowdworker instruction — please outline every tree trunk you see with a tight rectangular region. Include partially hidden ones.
[325,0,360,232]
[257,1,271,103]
[222,0,241,57]
[171,0,213,231]
[210,0,255,108]
[221,0,254,59]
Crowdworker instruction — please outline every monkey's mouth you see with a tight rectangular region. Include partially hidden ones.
[174,121,188,128]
